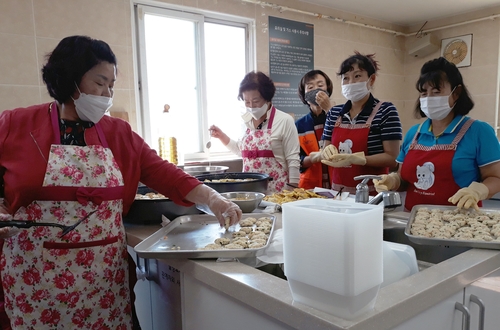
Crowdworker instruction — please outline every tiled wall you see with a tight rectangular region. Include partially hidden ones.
[0,0,499,136]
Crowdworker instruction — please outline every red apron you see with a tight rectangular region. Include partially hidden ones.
[401,118,475,211]
[1,103,131,329]
[298,119,330,189]
[330,102,388,194]
[241,107,288,193]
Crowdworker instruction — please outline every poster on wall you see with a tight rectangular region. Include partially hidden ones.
[269,16,314,120]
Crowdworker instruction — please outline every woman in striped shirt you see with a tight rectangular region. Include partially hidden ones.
[320,52,402,194]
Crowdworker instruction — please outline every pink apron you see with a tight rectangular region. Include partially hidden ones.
[401,118,476,211]
[241,107,288,193]
[330,102,388,194]
[1,103,131,329]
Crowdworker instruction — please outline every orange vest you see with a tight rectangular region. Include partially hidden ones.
[298,132,323,189]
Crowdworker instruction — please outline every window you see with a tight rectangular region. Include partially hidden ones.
[134,4,254,162]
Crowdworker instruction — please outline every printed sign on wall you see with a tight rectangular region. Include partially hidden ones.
[269,16,314,120]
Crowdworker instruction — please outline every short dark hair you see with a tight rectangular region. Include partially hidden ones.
[414,57,474,118]
[237,71,275,102]
[337,51,379,77]
[297,70,333,105]
[42,35,117,103]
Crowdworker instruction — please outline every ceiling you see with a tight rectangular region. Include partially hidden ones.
[299,0,500,26]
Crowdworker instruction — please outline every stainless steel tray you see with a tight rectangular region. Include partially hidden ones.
[134,213,276,259]
[405,204,500,249]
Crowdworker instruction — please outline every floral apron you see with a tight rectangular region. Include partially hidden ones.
[241,107,288,193]
[1,103,131,329]
[330,102,387,194]
[401,118,475,211]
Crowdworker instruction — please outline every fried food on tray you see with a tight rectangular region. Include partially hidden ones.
[263,188,326,205]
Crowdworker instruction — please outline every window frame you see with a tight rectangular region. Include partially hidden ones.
[132,1,256,162]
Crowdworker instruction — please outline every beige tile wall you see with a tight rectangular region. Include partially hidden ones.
[0,0,499,137]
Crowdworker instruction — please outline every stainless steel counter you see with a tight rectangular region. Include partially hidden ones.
[125,212,500,330]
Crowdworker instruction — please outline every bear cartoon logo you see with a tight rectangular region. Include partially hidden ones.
[338,139,353,154]
[414,162,435,190]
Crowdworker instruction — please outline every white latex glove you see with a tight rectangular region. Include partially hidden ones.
[309,151,323,163]
[448,182,489,211]
[373,172,401,192]
[0,202,20,239]
[186,184,242,228]
[321,144,338,160]
[321,152,367,167]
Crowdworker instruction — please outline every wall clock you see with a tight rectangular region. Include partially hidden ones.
[441,34,472,67]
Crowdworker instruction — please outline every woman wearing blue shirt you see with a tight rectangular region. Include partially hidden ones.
[374,57,500,211]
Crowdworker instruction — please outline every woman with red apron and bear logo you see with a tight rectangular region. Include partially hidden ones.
[374,57,500,212]
[320,52,403,195]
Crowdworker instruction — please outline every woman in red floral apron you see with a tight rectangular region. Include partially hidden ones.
[210,72,301,193]
[2,103,129,329]
[240,105,288,192]
[0,36,241,330]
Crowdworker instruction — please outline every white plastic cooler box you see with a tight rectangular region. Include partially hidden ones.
[282,199,383,320]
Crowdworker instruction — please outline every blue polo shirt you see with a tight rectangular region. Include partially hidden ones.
[397,115,500,187]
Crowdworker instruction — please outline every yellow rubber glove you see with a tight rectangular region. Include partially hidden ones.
[373,172,401,192]
[321,152,366,167]
[309,151,323,163]
[448,182,489,211]
[321,144,338,160]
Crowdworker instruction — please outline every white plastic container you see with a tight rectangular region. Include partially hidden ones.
[382,240,419,288]
[282,199,383,319]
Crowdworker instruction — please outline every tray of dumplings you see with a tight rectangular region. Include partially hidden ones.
[133,213,276,259]
[405,204,500,249]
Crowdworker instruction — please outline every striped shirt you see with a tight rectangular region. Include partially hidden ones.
[321,95,402,155]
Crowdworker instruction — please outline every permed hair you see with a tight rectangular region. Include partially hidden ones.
[237,71,276,102]
[337,51,379,77]
[42,35,117,104]
[414,57,474,118]
[297,70,333,105]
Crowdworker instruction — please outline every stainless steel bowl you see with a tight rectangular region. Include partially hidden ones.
[221,192,265,213]
[183,166,229,176]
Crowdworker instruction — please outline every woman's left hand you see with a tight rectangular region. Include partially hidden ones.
[449,182,489,211]
[186,185,243,227]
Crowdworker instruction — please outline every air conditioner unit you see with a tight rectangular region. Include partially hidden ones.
[407,33,439,58]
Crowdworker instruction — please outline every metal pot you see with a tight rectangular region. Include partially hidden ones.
[195,172,271,194]
[182,165,229,176]
[123,186,201,225]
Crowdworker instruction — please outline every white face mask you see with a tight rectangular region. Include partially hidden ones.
[341,81,370,102]
[419,88,456,120]
[72,85,113,123]
[246,103,268,120]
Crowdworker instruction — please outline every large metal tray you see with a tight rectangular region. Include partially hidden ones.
[134,213,276,259]
[405,204,500,249]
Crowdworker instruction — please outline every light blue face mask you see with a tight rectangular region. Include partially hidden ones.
[72,84,113,123]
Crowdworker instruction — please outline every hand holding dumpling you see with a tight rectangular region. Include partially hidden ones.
[321,151,366,167]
